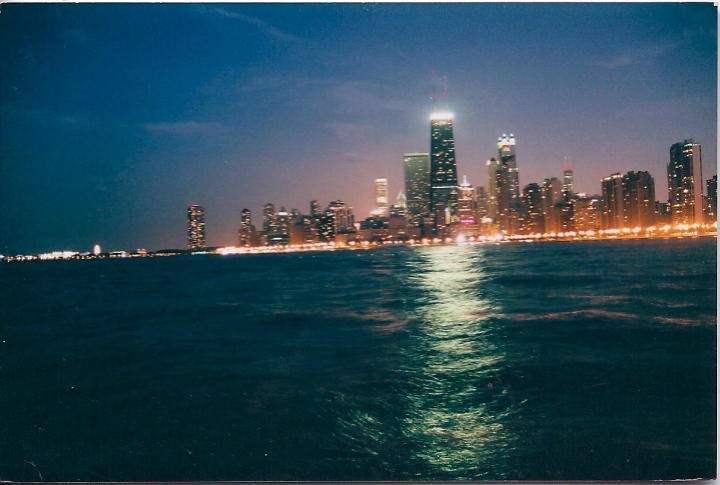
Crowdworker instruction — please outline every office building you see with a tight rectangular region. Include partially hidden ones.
[404,152,430,227]
[668,139,703,225]
[187,204,205,249]
[430,111,458,234]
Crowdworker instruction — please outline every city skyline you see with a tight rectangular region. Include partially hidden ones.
[1,3,716,253]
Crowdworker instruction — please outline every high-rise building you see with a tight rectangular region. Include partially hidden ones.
[396,191,407,209]
[496,134,520,233]
[430,111,458,234]
[601,173,624,230]
[706,175,717,221]
[457,175,476,225]
[238,208,255,247]
[486,157,501,221]
[668,139,703,225]
[375,178,389,216]
[187,204,205,249]
[404,152,430,227]
[622,171,655,228]
[563,160,574,201]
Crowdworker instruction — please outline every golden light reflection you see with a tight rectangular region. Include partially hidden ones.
[400,245,518,478]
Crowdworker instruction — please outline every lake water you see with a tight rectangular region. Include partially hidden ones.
[1,237,716,481]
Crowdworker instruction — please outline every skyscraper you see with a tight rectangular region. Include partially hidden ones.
[429,111,458,234]
[187,204,205,249]
[404,152,430,227]
[668,139,703,225]
[601,173,624,230]
[496,134,520,232]
[375,178,389,216]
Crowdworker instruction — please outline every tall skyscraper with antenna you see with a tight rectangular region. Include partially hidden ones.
[429,75,458,235]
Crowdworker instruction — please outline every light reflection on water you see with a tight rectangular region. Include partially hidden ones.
[400,245,519,479]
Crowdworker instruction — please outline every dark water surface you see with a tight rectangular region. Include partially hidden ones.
[1,238,716,481]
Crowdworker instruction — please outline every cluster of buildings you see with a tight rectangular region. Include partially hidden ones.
[186,102,717,250]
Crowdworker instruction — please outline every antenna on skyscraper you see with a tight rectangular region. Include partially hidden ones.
[443,75,449,109]
[431,70,437,110]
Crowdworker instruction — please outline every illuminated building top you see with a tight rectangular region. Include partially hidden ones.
[497,134,516,148]
[430,112,454,121]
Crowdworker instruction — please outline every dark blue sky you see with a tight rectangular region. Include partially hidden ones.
[1,3,716,253]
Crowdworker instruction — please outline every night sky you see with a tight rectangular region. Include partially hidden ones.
[0,3,716,254]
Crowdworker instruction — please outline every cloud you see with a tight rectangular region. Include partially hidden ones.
[590,44,668,69]
[207,7,304,44]
[140,121,227,135]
